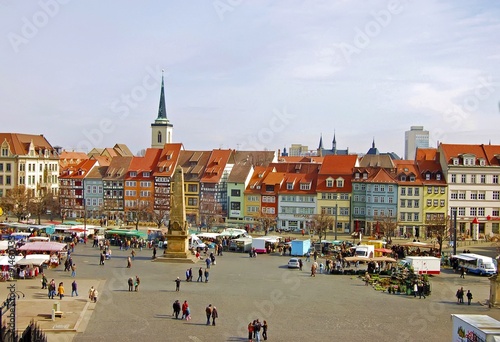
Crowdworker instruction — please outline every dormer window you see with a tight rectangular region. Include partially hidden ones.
[286,182,293,190]
[425,173,430,180]
[336,178,344,188]
[355,172,360,179]
[362,172,368,180]
[453,158,459,165]
[410,176,415,182]
[401,175,406,181]
[143,172,150,177]
[436,173,441,181]
[300,183,311,190]
[130,171,137,177]
[326,178,333,188]
[479,159,486,166]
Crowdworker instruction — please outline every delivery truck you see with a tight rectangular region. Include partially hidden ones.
[354,244,375,258]
[400,256,441,275]
[452,314,500,341]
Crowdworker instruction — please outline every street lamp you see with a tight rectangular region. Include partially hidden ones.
[334,203,338,241]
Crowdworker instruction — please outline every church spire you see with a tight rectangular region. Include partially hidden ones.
[318,133,324,149]
[372,137,375,148]
[157,70,167,120]
[332,131,337,152]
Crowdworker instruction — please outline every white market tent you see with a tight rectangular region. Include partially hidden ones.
[196,232,221,239]
[18,242,67,253]
[16,254,50,266]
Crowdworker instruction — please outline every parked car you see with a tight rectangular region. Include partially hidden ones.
[287,258,300,269]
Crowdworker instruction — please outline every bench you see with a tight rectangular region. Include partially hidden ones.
[51,309,64,320]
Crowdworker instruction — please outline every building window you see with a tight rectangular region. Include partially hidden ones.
[478,192,485,200]
[493,191,500,200]
[414,213,419,221]
[493,175,499,184]
[400,199,405,207]
[286,183,293,190]
[470,192,477,200]
[400,212,405,221]
[458,207,465,216]
[388,185,393,192]
[493,223,499,234]
[425,173,430,180]
[471,175,476,183]
[231,189,241,197]
[427,187,432,194]
[470,208,477,216]
[481,175,486,183]
[433,200,438,207]
[187,184,198,192]
[300,183,311,190]
[326,179,333,187]
[451,174,456,183]
[157,131,162,143]
[493,209,499,217]
[440,187,445,194]
[414,200,419,208]
[374,185,379,192]
[436,174,441,180]
[407,200,412,208]
[414,188,419,196]
[434,187,439,194]
[458,192,466,200]
[427,199,432,206]
[380,185,385,192]
[451,192,458,200]
[388,209,393,217]
[5,176,11,185]
[353,184,359,191]
[400,188,406,196]
[440,200,445,207]
[461,174,466,183]
[388,197,393,204]
[478,207,485,216]
[6,164,11,172]
[407,188,413,196]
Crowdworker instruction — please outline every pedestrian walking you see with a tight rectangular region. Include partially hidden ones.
[152,246,157,259]
[134,275,140,291]
[262,320,268,340]
[212,306,218,326]
[204,268,210,282]
[185,268,190,282]
[71,280,78,297]
[418,281,426,299]
[175,277,181,291]
[71,263,76,277]
[127,256,132,268]
[172,300,181,319]
[205,257,211,269]
[89,286,98,302]
[205,304,212,325]
[48,279,56,299]
[413,282,418,298]
[460,267,466,279]
[128,277,134,291]
[254,319,262,342]
[99,252,105,265]
[298,259,303,271]
[131,249,136,260]
[41,273,47,289]
[197,267,203,282]
[57,282,65,299]
[248,322,254,342]
[467,290,473,305]
[182,300,191,320]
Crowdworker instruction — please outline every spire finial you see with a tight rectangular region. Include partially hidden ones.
[372,137,375,148]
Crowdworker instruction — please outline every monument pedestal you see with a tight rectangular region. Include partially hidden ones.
[154,231,197,264]
[489,274,500,307]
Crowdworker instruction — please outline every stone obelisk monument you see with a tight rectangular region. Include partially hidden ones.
[156,165,196,263]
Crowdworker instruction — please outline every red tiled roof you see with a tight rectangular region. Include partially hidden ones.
[201,149,233,183]
[0,133,56,156]
[319,155,358,174]
[154,143,183,177]
[440,143,488,165]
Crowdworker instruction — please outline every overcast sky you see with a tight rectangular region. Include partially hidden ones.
[1,1,499,156]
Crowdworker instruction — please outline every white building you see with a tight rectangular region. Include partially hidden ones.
[405,126,429,160]
[439,143,500,238]
[0,133,59,198]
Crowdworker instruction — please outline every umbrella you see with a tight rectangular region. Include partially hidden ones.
[344,256,370,262]
[371,256,397,263]
[375,248,393,254]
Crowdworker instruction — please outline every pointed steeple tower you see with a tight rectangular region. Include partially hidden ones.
[332,131,337,153]
[372,137,375,149]
[318,134,324,149]
[157,71,167,120]
[151,70,173,148]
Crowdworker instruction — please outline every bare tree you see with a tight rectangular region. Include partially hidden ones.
[0,185,29,222]
[150,197,170,229]
[254,212,277,235]
[125,201,152,230]
[373,213,399,238]
[310,211,334,242]
[199,191,223,232]
[426,213,449,256]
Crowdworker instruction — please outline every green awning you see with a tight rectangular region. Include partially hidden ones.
[105,229,147,239]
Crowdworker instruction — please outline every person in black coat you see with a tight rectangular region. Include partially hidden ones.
[172,300,181,319]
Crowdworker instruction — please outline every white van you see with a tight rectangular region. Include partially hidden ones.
[189,234,206,250]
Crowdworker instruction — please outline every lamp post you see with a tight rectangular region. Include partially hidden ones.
[452,208,457,256]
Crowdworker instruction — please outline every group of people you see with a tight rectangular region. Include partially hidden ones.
[248,319,268,341]
[127,276,141,291]
[171,300,191,320]
[181,266,210,285]
[205,304,219,325]
[456,287,474,305]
